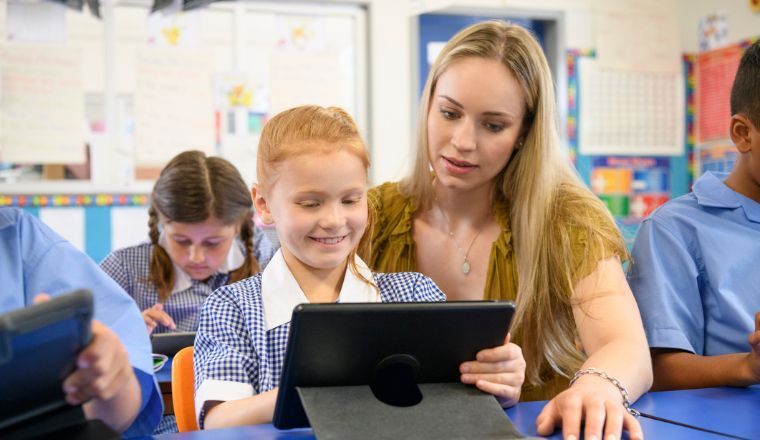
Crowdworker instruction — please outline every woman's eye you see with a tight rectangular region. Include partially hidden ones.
[484,122,504,133]
[440,109,459,120]
[342,198,360,205]
[298,201,319,208]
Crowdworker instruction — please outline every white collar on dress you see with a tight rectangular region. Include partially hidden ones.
[158,232,245,294]
[261,249,379,331]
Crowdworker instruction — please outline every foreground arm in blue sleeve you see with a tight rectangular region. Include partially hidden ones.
[4,209,162,435]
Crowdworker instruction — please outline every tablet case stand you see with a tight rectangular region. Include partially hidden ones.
[295,354,537,440]
[0,404,119,440]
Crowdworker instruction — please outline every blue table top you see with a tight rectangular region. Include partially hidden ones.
[155,357,173,384]
[152,386,759,439]
[634,385,760,439]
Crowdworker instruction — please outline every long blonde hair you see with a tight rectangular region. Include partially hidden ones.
[257,105,375,284]
[402,21,627,385]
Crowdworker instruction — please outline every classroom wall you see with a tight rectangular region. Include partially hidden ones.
[679,0,760,53]
[363,0,598,184]
[4,0,753,260]
[363,0,686,184]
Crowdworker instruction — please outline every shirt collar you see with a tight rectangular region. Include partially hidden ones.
[694,171,760,223]
[261,249,379,331]
[158,233,246,294]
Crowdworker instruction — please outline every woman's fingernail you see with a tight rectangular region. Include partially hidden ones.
[566,435,577,440]
[606,435,617,440]
[589,435,599,440]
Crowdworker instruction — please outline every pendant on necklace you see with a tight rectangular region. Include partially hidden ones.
[461,259,471,275]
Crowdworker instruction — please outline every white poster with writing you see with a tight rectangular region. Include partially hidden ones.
[0,44,86,163]
[134,48,214,166]
[593,0,681,74]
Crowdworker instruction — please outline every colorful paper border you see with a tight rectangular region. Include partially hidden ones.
[0,194,149,208]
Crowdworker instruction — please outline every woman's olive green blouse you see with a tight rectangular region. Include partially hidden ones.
[368,181,624,402]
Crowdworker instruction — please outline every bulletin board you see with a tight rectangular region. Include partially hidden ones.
[694,37,757,176]
[568,50,695,247]
[0,1,367,190]
[0,1,367,262]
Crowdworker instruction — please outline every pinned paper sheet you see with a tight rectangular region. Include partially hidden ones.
[0,44,86,164]
[133,48,214,166]
[696,44,743,142]
[6,1,66,43]
[275,15,327,53]
[697,142,737,174]
[578,58,684,156]
[592,0,681,74]
[698,11,729,52]
[147,11,201,48]
[269,53,348,115]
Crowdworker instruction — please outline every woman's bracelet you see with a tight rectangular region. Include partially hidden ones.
[569,367,639,416]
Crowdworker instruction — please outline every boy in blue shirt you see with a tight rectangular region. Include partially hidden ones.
[628,40,760,390]
[0,207,162,436]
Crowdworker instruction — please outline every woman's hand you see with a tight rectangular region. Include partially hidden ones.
[536,374,642,440]
[459,334,526,407]
[142,303,176,334]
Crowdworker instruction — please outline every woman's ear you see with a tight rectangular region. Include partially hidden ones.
[252,184,274,225]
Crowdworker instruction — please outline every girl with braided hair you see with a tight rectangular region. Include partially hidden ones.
[101,150,276,336]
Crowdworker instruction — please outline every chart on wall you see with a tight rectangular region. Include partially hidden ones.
[591,157,670,221]
[693,38,757,176]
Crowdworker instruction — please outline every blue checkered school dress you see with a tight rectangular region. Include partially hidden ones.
[100,228,276,435]
[193,271,445,428]
[100,228,277,334]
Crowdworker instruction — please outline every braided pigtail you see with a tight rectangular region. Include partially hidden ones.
[228,214,259,283]
[147,205,175,302]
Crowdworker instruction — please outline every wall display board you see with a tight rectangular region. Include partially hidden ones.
[0,1,366,261]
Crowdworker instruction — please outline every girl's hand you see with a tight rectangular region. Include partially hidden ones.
[459,334,526,407]
[536,374,643,440]
[142,303,176,334]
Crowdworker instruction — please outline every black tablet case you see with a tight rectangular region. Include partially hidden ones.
[273,301,537,439]
[151,331,196,356]
[0,290,119,440]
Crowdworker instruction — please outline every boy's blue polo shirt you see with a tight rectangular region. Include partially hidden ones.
[0,207,162,436]
[628,171,760,356]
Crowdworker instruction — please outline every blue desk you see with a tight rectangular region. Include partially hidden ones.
[634,386,760,439]
[153,387,754,439]
[156,357,173,384]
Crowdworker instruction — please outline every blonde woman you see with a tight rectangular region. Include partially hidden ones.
[370,21,651,439]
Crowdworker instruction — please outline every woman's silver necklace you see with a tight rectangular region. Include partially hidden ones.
[439,207,481,275]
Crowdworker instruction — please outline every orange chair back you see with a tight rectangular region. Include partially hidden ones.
[172,346,199,432]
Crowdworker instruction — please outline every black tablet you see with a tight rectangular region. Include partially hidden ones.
[0,289,93,430]
[273,301,515,429]
[151,331,196,356]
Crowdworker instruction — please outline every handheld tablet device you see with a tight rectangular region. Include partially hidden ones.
[0,289,93,431]
[151,331,196,356]
[273,301,515,429]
